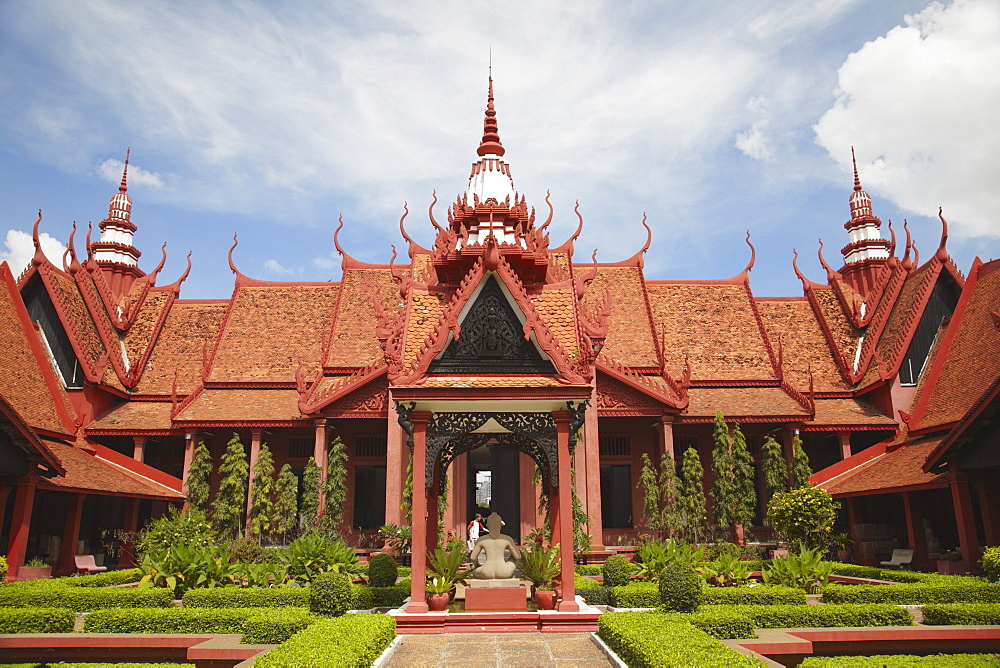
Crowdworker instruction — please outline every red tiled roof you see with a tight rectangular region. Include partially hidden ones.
[40,438,182,499]
[809,287,860,372]
[38,265,106,373]
[587,268,658,368]
[402,376,568,389]
[682,387,808,420]
[133,301,227,395]
[209,284,339,383]
[326,269,394,368]
[807,398,896,430]
[404,288,447,368]
[756,298,848,392]
[173,388,302,423]
[88,401,175,433]
[122,289,171,374]
[821,435,949,496]
[531,288,579,358]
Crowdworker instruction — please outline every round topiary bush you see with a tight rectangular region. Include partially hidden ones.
[658,562,702,613]
[309,571,353,616]
[368,553,398,588]
[982,546,1000,583]
[603,554,631,588]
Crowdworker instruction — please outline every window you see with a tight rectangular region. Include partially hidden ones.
[599,436,631,457]
[21,275,82,388]
[353,465,386,530]
[288,438,312,459]
[600,464,632,529]
[899,279,960,385]
[355,436,387,458]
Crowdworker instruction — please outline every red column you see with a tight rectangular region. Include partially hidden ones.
[118,498,141,568]
[901,492,928,570]
[657,415,675,460]
[838,432,852,460]
[406,410,431,613]
[384,396,405,527]
[6,464,38,581]
[950,469,981,568]
[313,419,328,515]
[181,430,198,507]
[846,497,862,564]
[132,435,147,463]
[245,429,263,525]
[583,394,604,549]
[0,487,11,542]
[553,410,579,612]
[518,452,536,540]
[426,460,440,553]
[976,482,1000,548]
[57,493,86,576]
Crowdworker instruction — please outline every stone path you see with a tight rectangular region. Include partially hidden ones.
[386,632,612,667]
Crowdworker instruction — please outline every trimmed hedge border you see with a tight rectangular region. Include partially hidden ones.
[351,580,411,609]
[83,607,315,644]
[254,612,396,667]
[800,654,1000,667]
[702,586,806,606]
[183,587,310,608]
[821,581,1000,605]
[700,603,912,630]
[58,568,144,587]
[610,582,659,608]
[922,603,1000,625]
[0,607,75,633]
[0,582,173,611]
[598,611,762,666]
[661,609,755,639]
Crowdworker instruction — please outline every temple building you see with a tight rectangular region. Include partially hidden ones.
[2,79,997,586]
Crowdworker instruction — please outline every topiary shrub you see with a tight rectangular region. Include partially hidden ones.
[0,581,173,611]
[610,582,660,608]
[982,546,1000,583]
[0,607,74,633]
[598,612,760,667]
[183,586,310,608]
[603,554,631,588]
[255,613,396,667]
[84,606,315,644]
[310,571,353,616]
[821,581,1000,605]
[701,585,806,606]
[658,563,702,612]
[367,553,398,587]
[922,602,1000,625]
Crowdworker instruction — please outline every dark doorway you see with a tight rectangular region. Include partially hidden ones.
[601,464,633,529]
[466,443,521,543]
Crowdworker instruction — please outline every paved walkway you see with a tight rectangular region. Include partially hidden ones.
[386,632,612,667]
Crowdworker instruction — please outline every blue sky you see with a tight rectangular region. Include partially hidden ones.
[1,1,997,299]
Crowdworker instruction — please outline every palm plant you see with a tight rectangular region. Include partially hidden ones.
[519,544,561,590]
[426,544,474,590]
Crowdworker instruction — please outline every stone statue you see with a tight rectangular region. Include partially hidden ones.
[470,512,521,580]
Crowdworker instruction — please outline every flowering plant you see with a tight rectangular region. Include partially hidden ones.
[766,486,839,551]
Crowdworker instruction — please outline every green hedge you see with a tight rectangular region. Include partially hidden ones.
[800,655,1000,667]
[922,603,1000,625]
[84,607,315,644]
[702,586,806,606]
[0,607,75,633]
[0,582,173,611]
[701,603,912,629]
[254,613,396,667]
[58,568,144,587]
[183,587,310,608]
[829,563,929,583]
[821,581,1000,605]
[598,612,762,666]
[609,582,659,608]
[661,609,755,639]
[351,580,410,609]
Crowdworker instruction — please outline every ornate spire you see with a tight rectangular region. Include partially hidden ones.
[840,147,890,297]
[477,77,505,157]
[90,148,144,299]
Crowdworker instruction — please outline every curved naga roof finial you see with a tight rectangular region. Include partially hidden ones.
[936,207,950,261]
[145,243,168,285]
[887,219,897,257]
[538,190,554,233]
[398,202,428,258]
[162,251,193,295]
[332,215,363,268]
[63,222,78,273]
[817,239,840,282]
[554,200,585,256]
[428,190,443,233]
[901,220,913,271]
[573,249,600,301]
[622,213,653,268]
[741,229,756,275]
[792,248,810,289]
[30,210,46,267]
[84,222,94,263]
[227,233,244,278]
[911,240,920,268]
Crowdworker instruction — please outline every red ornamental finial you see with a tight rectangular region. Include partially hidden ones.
[477,76,505,157]
[120,147,130,193]
[851,146,861,192]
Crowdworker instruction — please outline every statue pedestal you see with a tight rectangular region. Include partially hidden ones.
[464,581,527,611]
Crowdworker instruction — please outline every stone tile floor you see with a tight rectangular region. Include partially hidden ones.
[386,632,612,667]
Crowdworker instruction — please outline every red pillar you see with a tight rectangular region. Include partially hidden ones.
[313,419,328,515]
[553,410,579,612]
[406,410,431,613]
[901,491,928,570]
[6,464,38,581]
[950,468,981,568]
[846,496,862,564]
[583,393,604,549]
[132,435,147,463]
[181,430,198,507]
[118,498,141,568]
[245,429,262,525]
[426,460,440,553]
[518,452,536,540]
[384,396,405,527]
[838,431,852,460]
[976,482,1000,548]
[57,493,86,576]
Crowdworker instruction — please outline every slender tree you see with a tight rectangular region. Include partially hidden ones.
[272,463,298,540]
[300,457,321,532]
[680,446,706,543]
[215,433,249,540]
[185,441,212,512]
[710,411,735,531]
[791,433,813,489]
[639,452,682,540]
[248,442,276,539]
[321,436,348,537]
[761,435,788,501]
[730,424,756,543]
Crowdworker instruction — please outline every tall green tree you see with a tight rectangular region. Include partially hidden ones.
[639,452,682,540]
[730,424,757,539]
[321,436,348,537]
[761,435,788,502]
[248,442,276,538]
[272,463,298,540]
[300,457,321,532]
[791,433,813,489]
[215,433,249,540]
[185,441,212,512]
[710,413,757,544]
[711,411,735,530]
[680,446,706,543]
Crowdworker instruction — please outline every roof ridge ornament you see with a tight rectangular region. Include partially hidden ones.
[477,76,505,157]
[936,207,950,262]
[120,147,130,193]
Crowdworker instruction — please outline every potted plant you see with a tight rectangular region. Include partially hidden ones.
[425,575,453,611]
[518,544,560,609]
[937,549,970,575]
[831,532,853,562]
[426,545,474,607]
[18,557,52,581]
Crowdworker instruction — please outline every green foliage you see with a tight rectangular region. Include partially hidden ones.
[799,655,1000,667]
[135,506,215,560]
[0,580,173,610]
[321,436,348,536]
[248,441,276,537]
[635,539,706,581]
[378,523,412,555]
[701,585,806,605]
[730,424,756,529]
[138,543,238,597]
[282,533,359,584]
[710,414,755,537]
[763,545,833,593]
[702,553,752,587]
[680,446,707,543]
[982,545,1000,583]
[602,554,632,588]
[300,457,321,531]
[426,544,474,589]
[571,478,593,558]
[367,553,399,588]
[598,612,763,667]
[56,568,143,587]
[310,571,354,616]
[230,560,289,587]
[659,563,703,612]
[519,544,561,589]
[821,581,1000,604]
[272,463,299,538]
[183,586,310,608]
[351,580,411,609]
[576,574,612,605]
[0,607,74,633]
[791,432,813,488]
[639,452,683,541]
[610,582,660,608]
[254,612,396,668]
[215,433,250,540]
[228,536,268,564]
[660,609,755,639]
[701,603,912,629]
[922,602,1000,625]
[84,606,315,644]
[761,435,787,503]
[766,486,839,551]
[0,555,6,582]
[829,562,931,583]
[185,441,213,512]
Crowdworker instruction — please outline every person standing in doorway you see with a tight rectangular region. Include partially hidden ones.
[467,513,486,551]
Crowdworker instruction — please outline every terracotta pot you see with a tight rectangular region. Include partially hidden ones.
[836,549,852,562]
[534,589,557,610]
[427,592,450,611]
[937,560,971,575]
[17,566,52,581]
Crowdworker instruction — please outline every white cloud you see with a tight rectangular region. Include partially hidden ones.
[815,0,1000,237]
[0,228,67,275]
[735,96,773,161]
[313,254,338,270]
[263,259,296,275]
[98,158,164,189]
